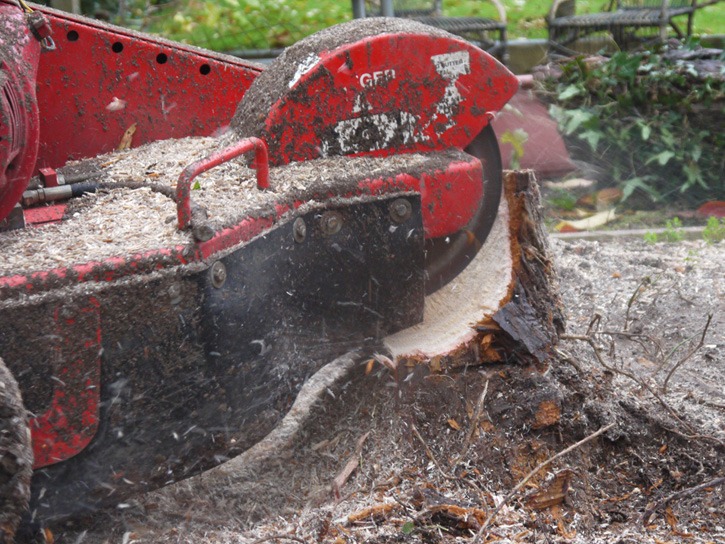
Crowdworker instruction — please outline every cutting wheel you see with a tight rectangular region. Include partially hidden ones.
[424,124,502,295]
[230,17,516,295]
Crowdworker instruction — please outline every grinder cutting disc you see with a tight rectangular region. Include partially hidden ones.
[425,124,502,294]
[231,17,518,292]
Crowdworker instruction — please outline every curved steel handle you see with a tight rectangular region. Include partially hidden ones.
[177,137,269,232]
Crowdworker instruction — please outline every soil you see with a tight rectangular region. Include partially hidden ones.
[37,232,723,543]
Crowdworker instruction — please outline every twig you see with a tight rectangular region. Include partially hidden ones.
[563,332,724,447]
[555,347,582,373]
[455,380,490,463]
[658,423,724,448]
[249,535,310,544]
[472,424,614,543]
[693,397,725,410]
[662,314,712,394]
[624,277,651,332]
[331,431,371,499]
[561,334,697,436]
[599,330,664,362]
[642,475,725,526]
[411,423,454,480]
[585,313,602,336]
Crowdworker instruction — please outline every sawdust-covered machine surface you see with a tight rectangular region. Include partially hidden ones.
[0,1,535,538]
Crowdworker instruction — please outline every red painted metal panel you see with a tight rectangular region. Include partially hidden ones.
[29,4,262,170]
[251,32,518,165]
[24,203,65,224]
[31,297,102,468]
[0,5,41,221]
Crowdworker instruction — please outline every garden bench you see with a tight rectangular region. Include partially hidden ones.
[547,0,718,56]
[351,0,508,61]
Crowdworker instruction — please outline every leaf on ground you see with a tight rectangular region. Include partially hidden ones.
[576,188,623,210]
[341,502,397,524]
[117,123,137,151]
[552,504,577,539]
[422,503,488,531]
[543,178,595,190]
[555,209,617,232]
[697,201,725,218]
[447,418,461,431]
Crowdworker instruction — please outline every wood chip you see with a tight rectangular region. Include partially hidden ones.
[340,502,397,524]
[525,469,573,510]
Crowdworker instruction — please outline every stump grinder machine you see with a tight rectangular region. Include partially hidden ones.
[0,1,520,536]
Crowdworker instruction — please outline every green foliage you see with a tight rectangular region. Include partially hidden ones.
[119,1,724,52]
[702,216,725,243]
[143,0,353,51]
[547,189,577,211]
[401,521,416,535]
[542,48,724,206]
[643,231,659,244]
[663,217,685,242]
[500,128,528,169]
[644,217,686,243]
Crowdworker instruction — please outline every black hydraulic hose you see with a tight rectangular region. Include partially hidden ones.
[22,180,213,239]
[22,180,176,206]
[27,170,103,190]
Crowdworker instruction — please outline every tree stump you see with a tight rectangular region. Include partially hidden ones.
[385,169,565,371]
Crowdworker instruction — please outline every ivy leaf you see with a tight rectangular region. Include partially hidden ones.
[500,128,529,169]
[548,104,567,126]
[578,130,601,152]
[622,176,660,201]
[639,123,651,141]
[564,109,595,135]
[660,128,675,148]
[683,163,705,189]
[558,84,582,101]
[646,151,675,166]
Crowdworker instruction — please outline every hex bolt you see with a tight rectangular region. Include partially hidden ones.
[210,261,227,289]
[320,211,343,236]
[389,198,412,224]
[293,217,306,243]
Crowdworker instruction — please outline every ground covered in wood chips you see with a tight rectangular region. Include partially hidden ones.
[45,237,723,544]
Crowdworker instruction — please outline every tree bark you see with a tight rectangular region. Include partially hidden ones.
[489,170,566,370]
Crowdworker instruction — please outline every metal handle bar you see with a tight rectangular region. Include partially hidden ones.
[176,137,269,233]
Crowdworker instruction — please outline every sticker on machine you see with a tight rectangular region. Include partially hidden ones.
[431,51,471,79]
[431,51,471,133]
[289,53,321,88]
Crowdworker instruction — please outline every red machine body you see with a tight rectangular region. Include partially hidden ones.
[0,2,518,529]
[32,7,259,171]
[0,1,262,224]
[0,5,41,221]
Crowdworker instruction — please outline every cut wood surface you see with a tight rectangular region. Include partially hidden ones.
[386,170,565,369]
